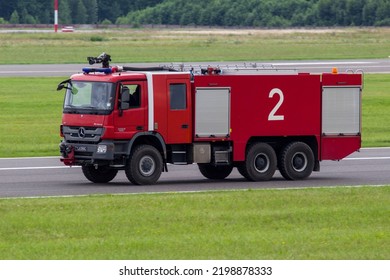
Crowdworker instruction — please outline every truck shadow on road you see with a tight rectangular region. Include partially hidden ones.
[66,175,343,192]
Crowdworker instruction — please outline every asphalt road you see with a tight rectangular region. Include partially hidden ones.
[0,58,390,77]
[0,148,389,198]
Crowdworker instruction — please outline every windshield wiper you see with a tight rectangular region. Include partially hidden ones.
[64,105,79,114]
[64,105,110,115]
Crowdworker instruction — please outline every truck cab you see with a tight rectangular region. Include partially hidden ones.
[59,63,193,185]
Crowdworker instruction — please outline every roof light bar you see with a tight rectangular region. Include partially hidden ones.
[82,67,114,74]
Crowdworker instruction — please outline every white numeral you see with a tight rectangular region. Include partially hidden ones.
[268,88,284,121]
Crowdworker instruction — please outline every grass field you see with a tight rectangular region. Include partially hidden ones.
[0,187,389,260]
[0,77,63,157]
[1,28,390,64]
[361,74,390,147]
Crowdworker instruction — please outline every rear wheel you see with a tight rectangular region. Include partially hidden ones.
[278,142,314,180]
[82,165,118,183]
[198,164,233,180]
[239,143,277,181]
[125,145,163,185]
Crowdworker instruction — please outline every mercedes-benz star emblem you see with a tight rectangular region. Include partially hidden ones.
[78,127,86,138]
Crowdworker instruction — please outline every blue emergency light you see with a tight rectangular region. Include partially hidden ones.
[82,67,113,74]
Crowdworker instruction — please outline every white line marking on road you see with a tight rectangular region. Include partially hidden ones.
[0,70,74,74]
[1,147,390,171]
[1,184,388,200]
[274,61,371,66]
[344,157,390,160]
[0,156,59,160]
[1,157,389,171]
[0,166,80,171]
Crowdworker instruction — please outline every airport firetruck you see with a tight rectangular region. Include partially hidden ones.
[57,53,362,185]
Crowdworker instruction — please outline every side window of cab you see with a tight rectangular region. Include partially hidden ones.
[121,84,141,109]
[170,83,187,110]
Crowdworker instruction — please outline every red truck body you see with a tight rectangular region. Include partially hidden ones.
[58,62,362,185]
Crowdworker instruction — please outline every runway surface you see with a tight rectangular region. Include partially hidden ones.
[0,148,389,198]
[0,58,389,77]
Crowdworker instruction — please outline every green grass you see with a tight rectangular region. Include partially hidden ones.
[1,28,390,64]
[0,77,63,157]
[362,74,390,147]
[0,187,388,260]
[0,74,388,157]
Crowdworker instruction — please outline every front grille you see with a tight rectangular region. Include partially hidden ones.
[62,126,104,143]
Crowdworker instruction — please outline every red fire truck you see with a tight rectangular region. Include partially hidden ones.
[57,53,362,185]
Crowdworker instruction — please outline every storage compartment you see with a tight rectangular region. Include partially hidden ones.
[214,150,230,164]
[170,144,190,164]
[322,86,361,135]
[193,143,211,163]
[172,151,187,164]
[195,87,230,138]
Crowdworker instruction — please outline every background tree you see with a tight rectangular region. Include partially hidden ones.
[9,10,20,24]
[74,0,88,24]
[376,0,390,25]
[59,0,72,24]
[0,0,389,27]
[84,0,98,24]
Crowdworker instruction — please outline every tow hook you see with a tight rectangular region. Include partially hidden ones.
[60,143,75,165]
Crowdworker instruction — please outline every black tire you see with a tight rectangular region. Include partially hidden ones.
[82,165,118,183]
[278,142,314,180]
[241,143,277,181]
[125,145,163,185]
[237,163,249,179]
[198,164,233,180]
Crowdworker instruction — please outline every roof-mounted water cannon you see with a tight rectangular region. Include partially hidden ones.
[201,67,221,75]
[87,52,111,68]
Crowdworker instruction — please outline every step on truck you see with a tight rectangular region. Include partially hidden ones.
[57,53,363,185]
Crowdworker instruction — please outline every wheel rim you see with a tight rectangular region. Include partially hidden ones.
[253,153,270,173]
[139,155,155,176]
[291,152,307,172]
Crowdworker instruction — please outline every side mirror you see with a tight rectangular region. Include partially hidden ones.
[57,79,71,91]
[120,90,130,110]
[57,84,65,91]
[57,79,75,93]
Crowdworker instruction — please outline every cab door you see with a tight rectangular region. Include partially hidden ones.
[166,79,192,144]
[114,81,147,139]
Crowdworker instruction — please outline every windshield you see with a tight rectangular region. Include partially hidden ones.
[63,81,115,114]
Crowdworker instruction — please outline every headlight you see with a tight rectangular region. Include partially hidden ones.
[97,145,107,154]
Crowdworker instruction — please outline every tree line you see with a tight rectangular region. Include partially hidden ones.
[1,0,389,27]
[0,0,162,25]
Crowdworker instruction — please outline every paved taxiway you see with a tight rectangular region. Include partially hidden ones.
[0,148,389,198]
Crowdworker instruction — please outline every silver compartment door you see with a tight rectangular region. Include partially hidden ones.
[322,87,361,135]
[195,87,230,138]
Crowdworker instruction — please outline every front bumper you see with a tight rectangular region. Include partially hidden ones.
[60,140,115,166]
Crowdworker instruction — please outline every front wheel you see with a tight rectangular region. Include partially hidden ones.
[125,145,163,185]
[278,142,314,180]
[82,165,118,183]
